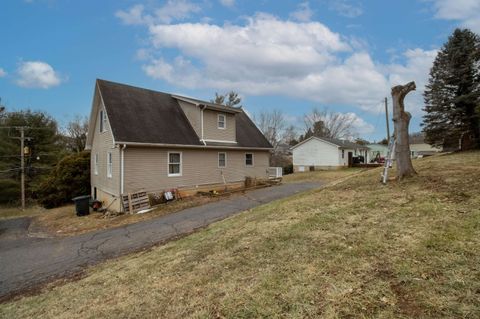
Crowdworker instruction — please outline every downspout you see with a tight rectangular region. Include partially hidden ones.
[120,144,126,195]
[200,104,207,145]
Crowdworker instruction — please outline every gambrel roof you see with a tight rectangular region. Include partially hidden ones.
[86,79,272,150]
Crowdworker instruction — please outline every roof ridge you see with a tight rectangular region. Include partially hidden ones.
[97,78,172,97]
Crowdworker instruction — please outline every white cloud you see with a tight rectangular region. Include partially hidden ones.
[329,0,363,18]
[348,112,375,135]
[386,48,437,115]
[0,68,6,77]
[219,0,235,8]
[16,61,62,89]
[156,0,200,24]
[116,4,147,25]
[388,48,437,89]
[142,14,393,109]
[290,2,314,22]
[118,9,437,116]
[430,0,480,32]
[135,48,152,61]
[116,1,201,26]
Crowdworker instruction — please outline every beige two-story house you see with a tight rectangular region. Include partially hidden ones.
[85,79,272,212]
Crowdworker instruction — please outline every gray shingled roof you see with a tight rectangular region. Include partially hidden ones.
[97,79,272,149]
[291,136,369,150]
[171,95,242,114]
[319,137,369,149]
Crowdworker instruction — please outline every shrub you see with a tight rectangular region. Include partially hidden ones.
[35,151,90,208]
[0,179,20,204]
[283,164,293,175]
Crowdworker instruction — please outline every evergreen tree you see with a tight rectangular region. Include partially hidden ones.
[422,28,480,149]
[0,110,64,204]
[303,128,313,140]
[212,91,243,108]
[313,120,330,137]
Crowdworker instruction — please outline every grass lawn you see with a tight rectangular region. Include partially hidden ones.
[0,206,47,220]
[283,167,365,184]
[1,152,479,318]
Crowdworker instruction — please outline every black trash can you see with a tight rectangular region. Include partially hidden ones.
[72,195,91,216]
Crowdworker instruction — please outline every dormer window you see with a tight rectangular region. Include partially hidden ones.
[217,114,226,129]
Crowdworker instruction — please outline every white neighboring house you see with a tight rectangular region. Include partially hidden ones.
[291,136,369,171]
[410,143,442,158]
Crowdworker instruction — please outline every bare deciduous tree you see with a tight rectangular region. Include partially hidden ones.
[64,115,89,153]
[303,107,356,139]
[255,109,286,149]
[282,125,298,145]
[392,81,416,179]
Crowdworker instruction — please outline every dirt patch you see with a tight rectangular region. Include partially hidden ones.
[390,281,425,317]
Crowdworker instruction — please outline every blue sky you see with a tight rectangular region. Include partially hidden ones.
[0,0,479,141]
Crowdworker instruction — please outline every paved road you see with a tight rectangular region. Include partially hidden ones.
[0,182,320,299]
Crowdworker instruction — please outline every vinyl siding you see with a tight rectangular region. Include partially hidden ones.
[178,100,202,137]
[410,143,442,153]
[203,110,236,142]
[178,101,237,142]
[90,98,120,197]
[124,148,269,194]
[293,139,340,167]
[339,148,354,166]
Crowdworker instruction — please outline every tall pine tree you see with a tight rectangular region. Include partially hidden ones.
[422,29,480,149]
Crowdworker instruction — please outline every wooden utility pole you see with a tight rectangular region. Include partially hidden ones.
[385,97,390,144]
[391,81,416,179]
[10,126,30,210]
[20,127,25,210]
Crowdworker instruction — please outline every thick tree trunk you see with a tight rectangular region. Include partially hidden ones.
[392,81,417,179]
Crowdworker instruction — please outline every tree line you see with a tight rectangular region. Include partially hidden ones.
[0,108,89,206]
[213,92,368,148]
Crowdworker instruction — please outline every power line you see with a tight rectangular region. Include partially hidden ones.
[0,126,56,130]
[0,168,21,173]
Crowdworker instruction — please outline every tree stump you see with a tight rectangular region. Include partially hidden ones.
[392,81,417,179]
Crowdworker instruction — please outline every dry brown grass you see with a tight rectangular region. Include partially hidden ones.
[2,170,355,237]
[0,206,45,220]
[1,151,479,318]
[283,167,365,184]
[29,195,223,237]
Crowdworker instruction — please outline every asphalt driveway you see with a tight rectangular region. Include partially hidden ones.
[0,181,321,300]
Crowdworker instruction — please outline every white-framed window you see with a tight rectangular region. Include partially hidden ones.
[99,109,107,133]
[342,150,345,159]
[218,152,226,168]
[107,152,112,178]
[94,153,99,175]
[217,114,226,129]
[168,152,182,176]
[245,153,254,166]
